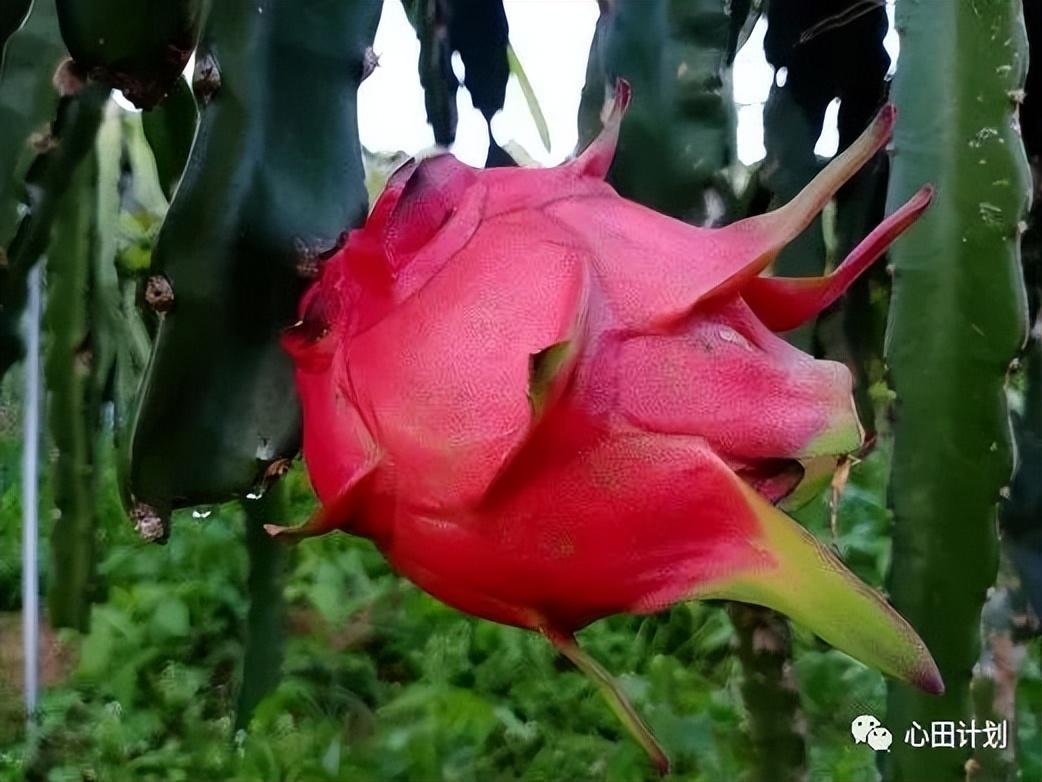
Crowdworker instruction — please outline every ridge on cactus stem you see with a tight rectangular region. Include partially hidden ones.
[269,80,940,773]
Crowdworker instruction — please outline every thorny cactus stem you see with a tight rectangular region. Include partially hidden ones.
[55,0,204,108]
[0,61,107,380]
[44,149,98,632]
[126,0,382,516]
[882,0,1031,779]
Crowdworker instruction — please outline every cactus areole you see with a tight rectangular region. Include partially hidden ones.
[271,82,940,771]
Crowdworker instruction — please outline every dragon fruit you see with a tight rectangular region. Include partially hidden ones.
[270,81,939,772]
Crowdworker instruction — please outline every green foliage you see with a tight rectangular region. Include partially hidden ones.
[505,44,549,154]
[8,440,1016,781]
[0,380,29,610]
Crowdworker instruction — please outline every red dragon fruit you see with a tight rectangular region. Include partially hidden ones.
[269,81,939,772]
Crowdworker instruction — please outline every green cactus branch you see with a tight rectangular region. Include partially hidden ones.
[0,74,108,380]
[127,0,381,519]
[0,0,31,72]
[405,0,511,166]
[727,604,806,782]
[968,566,1033,781]
[882,1,1031,780]
[406,0,457,147]
[1002,326,1042,622]
[578,0,737,224]
[236,481,289,730]
[45,103,125,633]
[1,0,64,234]
[1002,0,1042,625]
[87,107,125,423]
[56,0,204,108]
[839,174,890,433]
[44,149,98,632]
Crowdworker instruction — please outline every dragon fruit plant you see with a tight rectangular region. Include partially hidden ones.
[267,82,940,772]
[3,1,1032,778]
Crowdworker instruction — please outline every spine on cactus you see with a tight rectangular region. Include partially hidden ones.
[126,0,382,523]
[44,148,98,632]
[882,0,1031,779]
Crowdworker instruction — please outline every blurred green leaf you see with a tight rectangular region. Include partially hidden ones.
[506,43,549,153]
[141,76,197,200]
[152,597,191,639]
